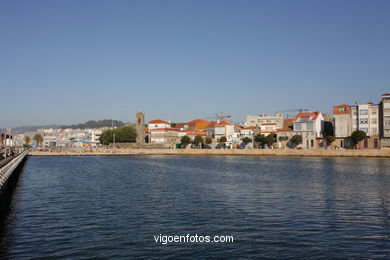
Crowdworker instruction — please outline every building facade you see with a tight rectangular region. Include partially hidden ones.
[333,104,353,148]
[292,112,324,149]
[244,113,283,128]
[380,93,390,149]
[351,103,380,149]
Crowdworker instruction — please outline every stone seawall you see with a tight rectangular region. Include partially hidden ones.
[28,149,390,157]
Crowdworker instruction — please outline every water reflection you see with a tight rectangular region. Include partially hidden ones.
[1,156,389,259]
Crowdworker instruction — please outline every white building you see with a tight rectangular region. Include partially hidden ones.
[351,103,379,137]
[244,113,283,128]
[293,112,324,148]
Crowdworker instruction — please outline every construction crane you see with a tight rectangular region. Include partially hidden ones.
[277,108,309,118]
[202,112,232,122]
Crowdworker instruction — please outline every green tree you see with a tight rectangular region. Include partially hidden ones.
[193,135,204,148]
[205,137,213,145]
[242,137,252,145]
[219,136,227,143]
[180,135,191,148]
[254,133,266,148]
[33,133,43,146]
[23,135,31,144]
[99,126,137,145]
[254,134,266,143]
[264,134,276,147]
[290,135,303,146]
[325,136,335,146]
[115,126,137,143]
[99,129,114,145]
[351,130,367,146]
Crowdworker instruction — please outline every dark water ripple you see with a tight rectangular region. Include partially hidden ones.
[0,156,389,259]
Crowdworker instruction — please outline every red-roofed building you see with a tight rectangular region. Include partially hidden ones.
[293,112,324,148]
[332,105,353,148]
[148,119,171,130]
[187,119,210,130]
[149,127,179,145]
[178,130,207,139]
[276,119,294,148]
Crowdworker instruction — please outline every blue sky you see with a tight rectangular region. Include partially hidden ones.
[0,0,389,127]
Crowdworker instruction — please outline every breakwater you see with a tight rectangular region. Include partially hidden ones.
[28,149,390,157]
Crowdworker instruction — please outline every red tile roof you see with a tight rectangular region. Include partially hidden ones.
[149,119,170,124]
[187,119,209,130]
[175,123,188,129]
[206,121,218,128]
[184,130,207,136]
[261,130,277,133]
[293,112,320,121]
[149,127,179,131]
[333,104,351,115]
[215,120,232,127]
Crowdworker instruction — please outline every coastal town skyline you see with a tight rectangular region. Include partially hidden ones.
[1,1,389,127]
[1,2,390,259]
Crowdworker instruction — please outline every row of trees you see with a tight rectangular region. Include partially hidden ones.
[254,134,276,147]
[286,130,367,148]
[180,135,213,148]
[99,126,137,145]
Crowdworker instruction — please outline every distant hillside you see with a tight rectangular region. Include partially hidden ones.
[64,120,125,130]
[1,119,125,134]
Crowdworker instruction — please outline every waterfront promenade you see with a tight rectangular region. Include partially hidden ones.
[28,148,390,157]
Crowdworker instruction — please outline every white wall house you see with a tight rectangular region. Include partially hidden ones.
[293,112,324,148]
[148,119,171,130]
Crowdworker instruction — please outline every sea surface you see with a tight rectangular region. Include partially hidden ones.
[0,156,389,259]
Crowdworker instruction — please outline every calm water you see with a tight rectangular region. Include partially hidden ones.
[1,156,389,259]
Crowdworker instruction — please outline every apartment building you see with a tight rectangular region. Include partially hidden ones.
[333,104,353,148]
[351,103,380,149]
[244,113,283,128]
[380,93,390,149]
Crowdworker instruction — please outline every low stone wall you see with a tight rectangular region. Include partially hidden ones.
[28,148,390,157]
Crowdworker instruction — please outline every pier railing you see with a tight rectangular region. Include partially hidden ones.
[0,150,28,190]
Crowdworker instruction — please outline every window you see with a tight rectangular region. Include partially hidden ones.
[372,119,377,124]
[385,120,390,127]
[384,112,390,117]
[384,129,390,134]
[294,123,302,130]
[371,128,377,134]
[384,103,390,109]
[360,109,368,115]
[371,110,377,115]
[338,107,346,112]
[306,123,314,130]
[360,119,368,124]
[311,140,314,147]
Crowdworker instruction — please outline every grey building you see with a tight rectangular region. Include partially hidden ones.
[380,93,390,149]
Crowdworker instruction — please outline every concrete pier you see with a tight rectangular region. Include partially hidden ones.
[0,151,28,192]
